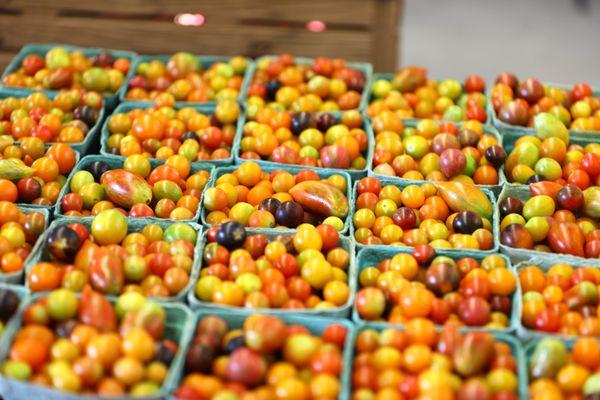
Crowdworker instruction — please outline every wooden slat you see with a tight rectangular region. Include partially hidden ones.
[0,0,375,25]
[0,15,372,61]
[372,0,402,71]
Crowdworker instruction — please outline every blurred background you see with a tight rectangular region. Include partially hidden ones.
[403,0,600,85]
[1,0,599,85]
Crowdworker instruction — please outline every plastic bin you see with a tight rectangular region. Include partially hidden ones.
[247,55,373,111]
[0,205,50,284]
[1,43,136,111]
[119,54,254,107]
[351,177,499,255]
[0,88,104,155]
[496,185,600,266]
[99,101,242,167]
[167,307,355,399]
[199,164,354,235]
[353,247,519,333]
[368,117,506,196]
[23,216,203,303]
[234,110,374,180]
[0,293,195,400]
[350,323,528,400]
[489,81,600,143]
[54,155,215,222]
[187,228,356,318]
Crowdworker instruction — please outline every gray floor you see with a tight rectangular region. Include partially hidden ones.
[402,0,600,86]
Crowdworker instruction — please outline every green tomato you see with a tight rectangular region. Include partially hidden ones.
[229,56,248,75]
[235,273,263,295]
[163,222,197,243]
[438,79,463,101]
[523,291,544,302]
[115,291,147,318]
[534,112,569,145]
[92,209,128,245]
[322,216,344,231]
[299,146,319,160]
[525,216,550,242]
[70,170,95,193]
[584,373,600,396]
[124,255,148,281]
[195,276,221,301]
[371,79,393,98]
[130,381,161,396]
[404,136,429,159]
[153,180,183,202]
[2,360,32,381]
[523,195,556,220]
[47,289,78,321]
[79,182,106,209]
[462,155,476,177]
[443,105,465,122]
[297,249,325,268]
[45,47,71,70]
[215,63,234,78]
[534,157,562,181]
[82,67,110,92]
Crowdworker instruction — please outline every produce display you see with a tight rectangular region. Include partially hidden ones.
[203,161,350,230]
[519,263,600,336]
[174,313,349,399]
[124,53,249,103]
[0,288,182,396]
[353,177,495,250]
[193,222,352,310]
[505,132,600,185]
[0,91,101,143]
[59,156,210,220]
[2,47,130,94]
[370,116,505,186]
[27,212,198,298]
[0,143,77,206]
[351,324,520,399]
[367,66,488,122]
[528,337,600,399]
[490,73,600,132]
[0,203,46,275]
[246,54,368,112]
[6,42,600,399]
[499,183,600,258]
[356,251,516,329]
[239,109,370,172]
[104,100,241,161]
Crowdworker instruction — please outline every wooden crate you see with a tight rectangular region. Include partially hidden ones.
[0,0,403,73]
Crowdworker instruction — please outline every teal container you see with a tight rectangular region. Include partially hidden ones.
[99,101,243,167]
[353,247,519,333]
[119,54,254,107]
[489,81,600,142]
[54,154,215,222]
[167,307,355,399]
[368,118,506,196]
[234,110,375,180]
[1,43,136,111]
[351,177,499,255]
[199,164,353,235]
[247,55,373,111]
[523,338,581,400]
[496,185,600,266]
[0,283,29,347]
[23,216,203,303]
[0,292,195,400]
[0,88,104,155]
[367,72,492,123]
[514,256,599,341]
[187,228,356,318]
[0,205,50,284]
[351,323,528,400]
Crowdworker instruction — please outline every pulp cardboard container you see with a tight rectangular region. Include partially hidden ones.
[0,293,194,400]
[120,54,254,107]
[188,228,356,318]
[1,43,136,111]
[99,101,243,167]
